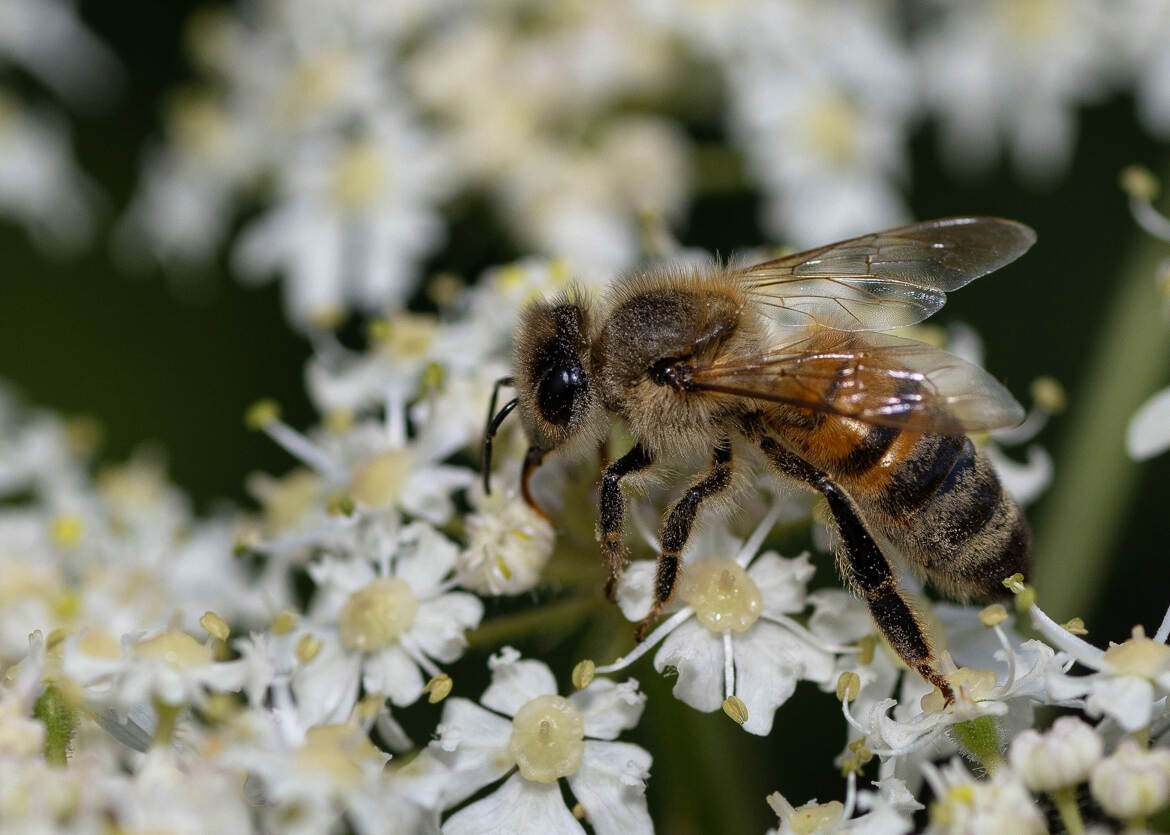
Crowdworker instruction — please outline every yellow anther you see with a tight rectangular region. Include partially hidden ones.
[856,635,876,666]
[423,673,453,704]
[979,603,1008,628]
[200,611,230,642]
[1062,617,1088,636]
[366,318,391,344]
[271,609,298,634]
[722,695,749,725]
[327,492,356,517]
[572,803,587,821]
[324,409,354,435]
[296,633,322,663]
[245,399,280,430]
[355,692,384,722]
[1002,573,1026,593]
[836,671,861,703]
[51,514,84,549]
[847,736,873,764]
[572,660,596,691]
[421,362,445,390]
[1030,375,1067,414]
[1014,585,1036,612]
[496,555,513,580]
[1120,164,1160,201]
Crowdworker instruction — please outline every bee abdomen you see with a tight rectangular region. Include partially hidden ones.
[870,435,1031,600]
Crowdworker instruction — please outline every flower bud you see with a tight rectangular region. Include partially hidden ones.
[1009,716,1103,792]
[1090,739,1170,820]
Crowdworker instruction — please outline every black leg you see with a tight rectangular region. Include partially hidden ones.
[599,443,655,601]
[634,439,735,641]
[760,438,955,704]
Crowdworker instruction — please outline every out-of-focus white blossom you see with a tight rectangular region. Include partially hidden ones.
[1127,386,1170,460]
[922,758,1046,834]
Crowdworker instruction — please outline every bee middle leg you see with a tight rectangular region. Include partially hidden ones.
[599,443,655,601]
[760,438,955,704]
[634,438,735,642]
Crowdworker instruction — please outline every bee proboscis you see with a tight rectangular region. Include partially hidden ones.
[483,217,1036,702]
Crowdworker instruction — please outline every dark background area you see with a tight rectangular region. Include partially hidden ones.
[1,4,1168,830]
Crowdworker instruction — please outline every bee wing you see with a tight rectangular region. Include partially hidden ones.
[687,330,1025,434]
[736,217,1036,332]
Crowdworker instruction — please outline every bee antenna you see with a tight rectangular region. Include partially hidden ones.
[482,376,517,495]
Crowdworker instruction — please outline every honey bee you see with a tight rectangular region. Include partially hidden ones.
[482,217,1036,701]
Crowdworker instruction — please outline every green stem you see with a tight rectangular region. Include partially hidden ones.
[467,596,598,648]
[1033,189,1170,619]
[1051,786,1085,835]
[33,684,75,766]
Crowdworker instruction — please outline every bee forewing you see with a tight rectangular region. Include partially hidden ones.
[688,330,1025,434]
[737,217,1037,332]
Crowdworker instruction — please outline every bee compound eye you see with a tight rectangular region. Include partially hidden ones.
[537,365,586,426]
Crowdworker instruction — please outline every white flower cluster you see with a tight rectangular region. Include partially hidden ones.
[0,0,117,248]
[116,0,1170,324]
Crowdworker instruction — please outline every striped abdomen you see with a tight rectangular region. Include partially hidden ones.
[774,411,1031,602]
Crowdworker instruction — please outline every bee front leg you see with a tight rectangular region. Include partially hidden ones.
[635,439,735,642]
[599,443,655,602]
[760,439,955,704]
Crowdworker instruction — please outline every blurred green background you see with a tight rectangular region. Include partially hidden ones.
[2,4,1170,829]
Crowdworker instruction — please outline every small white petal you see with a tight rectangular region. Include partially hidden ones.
[395,522,461,598]
[409,593,484,663]
[749,552,815,619]
[482,648,557,716]
[430,698,514,809]
[985,444,1052,506]
[363,643,424,707]
[807,589,872,645]
[570,678,646,740]
[442,772,584,835]
[292,645,361,726]
[653,619,723,713]
[1128,387,1170,461]
[568,741,653,835]
[616,561,657,622]
[1085,675,1155,733]
[733,621,833,735]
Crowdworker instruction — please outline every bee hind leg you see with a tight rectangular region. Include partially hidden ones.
[634,439,734,642]
[760,439,954,705]
[599,443,655,602]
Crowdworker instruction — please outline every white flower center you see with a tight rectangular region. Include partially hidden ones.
[132,630,213,668]
[349,449,412,509]
[338,577,418,652]
[507,694,585,783]
[294,725,383,789]
[679,557,762,633]
[1104,627,1170,679]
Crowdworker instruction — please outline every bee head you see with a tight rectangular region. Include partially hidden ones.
[480,290,601,520]
[513,292,599,452]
